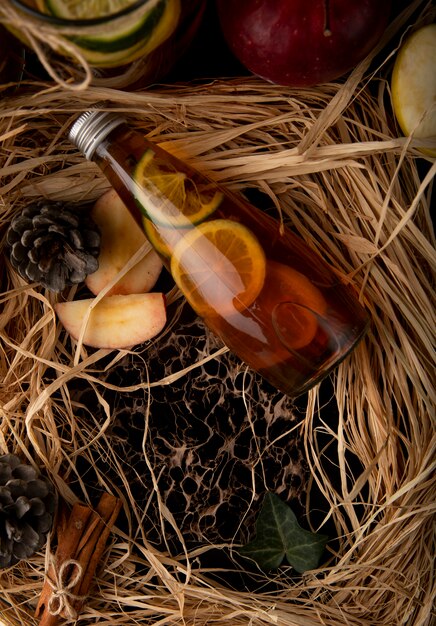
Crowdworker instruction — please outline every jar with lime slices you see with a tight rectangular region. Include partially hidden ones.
[68,110,370,398]
[3,0,205,88]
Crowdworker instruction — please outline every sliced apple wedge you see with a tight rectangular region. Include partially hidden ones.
[55,293,166,349]
[86,189,163,296]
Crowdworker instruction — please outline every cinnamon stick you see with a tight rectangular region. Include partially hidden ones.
[69,493,122,614]
[35,494,121,626]
[79,494,122,596]
[35,503,93,626]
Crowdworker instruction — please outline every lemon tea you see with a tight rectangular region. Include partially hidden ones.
[69,112,369,397]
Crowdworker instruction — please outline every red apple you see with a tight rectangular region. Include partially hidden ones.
[216,0,392,87]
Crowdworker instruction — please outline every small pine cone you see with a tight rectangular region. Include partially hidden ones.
[0,453,56,568]
[6,200,101,292]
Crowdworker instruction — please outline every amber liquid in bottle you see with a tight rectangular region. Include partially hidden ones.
[71,115,369,397]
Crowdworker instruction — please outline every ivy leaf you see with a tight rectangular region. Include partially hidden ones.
[239,492,328,573]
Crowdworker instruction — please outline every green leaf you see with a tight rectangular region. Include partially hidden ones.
[239,492,328,573]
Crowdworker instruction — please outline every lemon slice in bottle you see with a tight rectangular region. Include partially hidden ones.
[170,219,266,316]
[134,150,223,227]
[391,23,436,156]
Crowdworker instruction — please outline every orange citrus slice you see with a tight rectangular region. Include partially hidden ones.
[221,260,328,374]
[170,219,266,316]
[265,261,327,351]
[134,150,223,227]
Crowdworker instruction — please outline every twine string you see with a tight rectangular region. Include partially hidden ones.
[0,3,92,90]
[0,0,163,91]
[47,557,85,619]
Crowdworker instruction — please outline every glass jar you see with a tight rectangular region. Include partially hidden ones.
[2,0,205,89]
[0,25,25,88]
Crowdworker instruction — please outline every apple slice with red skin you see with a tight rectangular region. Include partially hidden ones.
[216,0,392,87]
[86,189,163,296]
[55,293,167,349]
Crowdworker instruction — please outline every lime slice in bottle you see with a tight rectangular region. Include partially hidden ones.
[142,217,185,258]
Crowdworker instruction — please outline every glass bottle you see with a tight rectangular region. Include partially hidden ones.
[68,110,369,398]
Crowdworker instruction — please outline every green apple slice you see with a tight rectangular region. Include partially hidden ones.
[391,24,436,155]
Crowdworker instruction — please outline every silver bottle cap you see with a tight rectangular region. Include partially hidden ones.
[68,110,126,160]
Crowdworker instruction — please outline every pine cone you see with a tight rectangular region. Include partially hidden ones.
[6,200,101,292]
[0,453,56,568]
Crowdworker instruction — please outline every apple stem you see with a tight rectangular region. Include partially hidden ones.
[323,0,332,37]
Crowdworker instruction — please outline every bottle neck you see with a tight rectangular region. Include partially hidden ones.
[75,117,149,231]
[68,111,127,161]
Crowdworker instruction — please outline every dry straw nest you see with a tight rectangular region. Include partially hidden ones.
[0,2,435,625]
